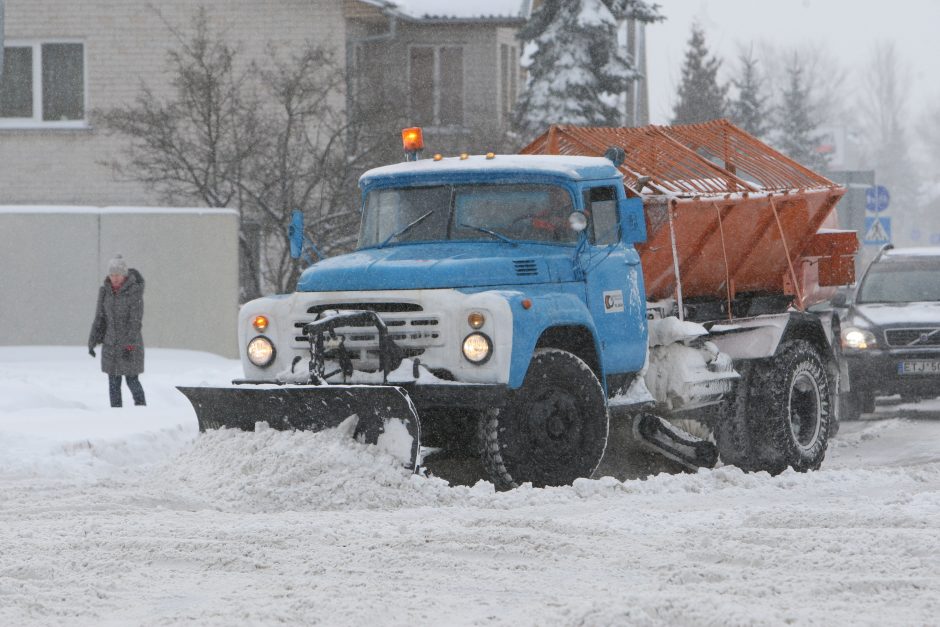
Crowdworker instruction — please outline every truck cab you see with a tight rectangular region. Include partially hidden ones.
[241,154,649,394]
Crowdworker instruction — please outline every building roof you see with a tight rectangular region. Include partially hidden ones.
[358,0,532,23]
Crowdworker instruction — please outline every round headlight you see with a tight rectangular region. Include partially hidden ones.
[462,332,492,364]
[247,336,276,367]
[842,327,876,350]
[467,311,486,329]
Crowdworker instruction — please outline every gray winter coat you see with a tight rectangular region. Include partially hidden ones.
[88,269,145,376]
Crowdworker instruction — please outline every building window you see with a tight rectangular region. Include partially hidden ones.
[0,42,85,128]
[409,45,464,127]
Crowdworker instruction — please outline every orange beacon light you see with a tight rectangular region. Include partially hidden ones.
[402,127,424,160]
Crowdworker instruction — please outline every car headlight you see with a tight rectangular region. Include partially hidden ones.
[842,327,877,350]
[462,332,492,364]
[247,336,276,367]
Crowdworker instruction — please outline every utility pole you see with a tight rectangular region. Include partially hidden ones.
[1,0,5,81]
[623,16,649,127]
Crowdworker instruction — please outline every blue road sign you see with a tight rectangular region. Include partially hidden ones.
[865,185,890,212]
[864,216,891,245]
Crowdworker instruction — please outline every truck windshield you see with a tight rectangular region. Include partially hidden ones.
[858,257,940,303]
[359,183,576,248]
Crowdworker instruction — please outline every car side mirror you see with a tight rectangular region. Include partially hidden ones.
[619,197,646,244]
[831,292,848,308]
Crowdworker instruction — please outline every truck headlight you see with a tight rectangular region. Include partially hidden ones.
[462,333,492,364]
[842,327,877,350]
[247,336,276,367]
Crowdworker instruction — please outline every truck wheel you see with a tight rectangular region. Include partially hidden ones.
[716,340,832,474]
[478,348,609,489]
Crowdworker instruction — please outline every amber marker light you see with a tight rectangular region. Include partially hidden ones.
[459,152,469,160]
[433,153,443,161]
[401,127,424,152]
[521,299,533,310]
[252,315,269,331]
[485,152,495,159]
[467,311,485,329]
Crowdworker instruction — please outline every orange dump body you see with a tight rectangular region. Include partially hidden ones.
[522,120,858,311]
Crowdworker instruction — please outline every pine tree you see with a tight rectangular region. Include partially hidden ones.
[671,24,728,125]
[775,55,828,170]
[513,0,659,141]
[729,48,769,138]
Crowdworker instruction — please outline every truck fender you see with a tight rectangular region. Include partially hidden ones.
[507,291,602,390]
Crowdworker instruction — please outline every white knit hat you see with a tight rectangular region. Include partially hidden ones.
[108,254,128,276]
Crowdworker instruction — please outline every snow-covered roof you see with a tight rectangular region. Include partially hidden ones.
[0,205,238,215]
[364,0,531,22]
[360,154,621,186]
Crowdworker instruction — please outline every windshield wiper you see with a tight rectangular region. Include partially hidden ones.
[378,210,434,248]
[459,223,517,246]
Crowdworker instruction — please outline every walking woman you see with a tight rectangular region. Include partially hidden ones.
[88,254,147,407]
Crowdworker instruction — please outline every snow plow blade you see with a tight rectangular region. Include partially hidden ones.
[177,384,421,470]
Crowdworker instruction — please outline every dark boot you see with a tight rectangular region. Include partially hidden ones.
[126,376,147,406]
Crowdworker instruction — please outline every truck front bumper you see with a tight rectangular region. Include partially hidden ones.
[400,383,511,411]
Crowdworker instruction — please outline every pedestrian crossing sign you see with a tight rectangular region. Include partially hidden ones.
[864,216,891,245]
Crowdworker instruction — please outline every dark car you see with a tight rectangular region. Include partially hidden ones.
[834,246,940,420]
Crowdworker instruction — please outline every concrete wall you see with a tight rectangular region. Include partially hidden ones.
[0,207,239,357]
[0,0,346,206]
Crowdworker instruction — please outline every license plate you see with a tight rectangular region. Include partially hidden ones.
[897,360,940,375]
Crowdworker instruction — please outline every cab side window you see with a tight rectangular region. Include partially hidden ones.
[583,186,619,245]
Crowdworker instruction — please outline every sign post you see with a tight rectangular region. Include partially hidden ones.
[863,184,891,246]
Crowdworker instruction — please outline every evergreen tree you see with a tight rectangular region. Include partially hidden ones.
[729,48,769,138]
[513,0,660,141]
[775,55,828,170]
[671,24,728,125]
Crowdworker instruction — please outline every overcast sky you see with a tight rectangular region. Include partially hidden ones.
[645,0,940,124]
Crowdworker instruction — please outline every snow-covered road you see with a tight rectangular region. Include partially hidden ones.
[1,347,939,625]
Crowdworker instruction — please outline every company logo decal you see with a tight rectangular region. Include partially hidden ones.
[603,290,624,313]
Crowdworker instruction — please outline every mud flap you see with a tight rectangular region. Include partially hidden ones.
[177,384,421,470]
[632,412,719,470]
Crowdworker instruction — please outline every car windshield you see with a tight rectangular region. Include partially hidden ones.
[358,183,576,248]
[857,256,940,303]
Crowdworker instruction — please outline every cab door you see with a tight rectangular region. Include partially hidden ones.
[580,185,648,376]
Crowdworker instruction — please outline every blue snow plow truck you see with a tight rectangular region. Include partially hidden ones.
[180,124,856,489]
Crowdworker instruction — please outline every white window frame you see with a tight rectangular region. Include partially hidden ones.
[0,39,88,129]
[407,44,465,129]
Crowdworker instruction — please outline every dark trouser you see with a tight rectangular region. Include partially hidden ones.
[109,375,146,407]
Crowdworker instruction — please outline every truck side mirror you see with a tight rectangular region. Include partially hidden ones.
[289,210,305,259]
[619,197,646,244]
[831,291,848,308]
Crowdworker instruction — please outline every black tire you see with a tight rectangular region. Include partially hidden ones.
[478,348,609,489]
[715,340,832,474]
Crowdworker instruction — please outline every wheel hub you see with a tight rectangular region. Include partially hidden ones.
[789,371,821,449]
[527,389,582,454]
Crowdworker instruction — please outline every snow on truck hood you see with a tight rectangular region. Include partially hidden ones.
[296,242,578,291]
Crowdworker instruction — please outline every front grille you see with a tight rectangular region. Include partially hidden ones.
[885,328,940,347]
[291,302,444,370]
[513,259,539,276]
[306,302,423,315]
